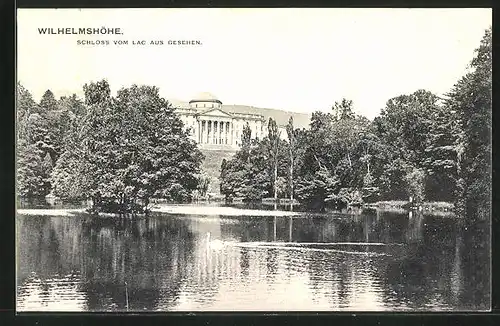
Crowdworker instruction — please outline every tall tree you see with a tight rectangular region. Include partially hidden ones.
[38,89,70,163]
[39,90,58,111]
[52,80,114,201]
[423,103,461,202]
[241,122,252,160]
[286,117,296,202]
[220,135,272,202]
[58,94,86,117]
[332,98,355,121]
[446,27,492,220]
[17,83,40,140]
[17,140,51,198]
[375,90,438,166]
[294,103,368,209]
[374,89,440,201]
[268,118,281,202]
[83,79,111,106]
[16,84,53,198]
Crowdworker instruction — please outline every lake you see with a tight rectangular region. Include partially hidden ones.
[16,204,490,312]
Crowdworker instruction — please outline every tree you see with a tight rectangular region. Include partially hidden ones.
[240,122,252,161]
[58,94,86,117]
[39,90,58,112]
[17,83,40,140]
[374,89,442,201]
[52,80,204,213]
[332,98,355,121]
[16,84,57,199]
[404,168,426,203]
[375,90,438,167]
[295,165,340,210]
[17,140,51,198]
[446,27,491,220]
[292,101,370,209]
[52,80,114,203]
[220,124,288,202]
[423,104,461,202]
[356,126,385,203]
[35,89,76,164]
[50,112,90,200]
[267,118,281,202]
[51,149,89,200]
[286,117,296,202]
[83,79,111,106]
[378,158,410,201]
[196,173,210,197]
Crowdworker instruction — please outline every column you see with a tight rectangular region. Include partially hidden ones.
[217,120,220,145]
[200,120,204,144]
[196,120,199,143]
[198,120,202,144]
[230,122,234,145]
[219,121,226,145]
[221,121,225,145]
[217,121,221,144]
[205,120,208,144]
[208,120,212,144]
[214,121,218,144]
[225,121,228,144]
[218,121,221,144]
[217,120,220,144]
[211,120,215,144]
[226,121,230,144]
[193,120,196,142]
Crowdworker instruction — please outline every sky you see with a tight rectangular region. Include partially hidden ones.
[17,8,491,119]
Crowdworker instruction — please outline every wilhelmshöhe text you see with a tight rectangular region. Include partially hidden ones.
[38,27,123,35]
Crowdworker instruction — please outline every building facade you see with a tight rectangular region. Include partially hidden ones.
[175,92,296,150]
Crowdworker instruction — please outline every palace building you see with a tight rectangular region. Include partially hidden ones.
[173,92,310,150]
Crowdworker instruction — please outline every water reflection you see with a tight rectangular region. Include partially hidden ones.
[16,209,490,311]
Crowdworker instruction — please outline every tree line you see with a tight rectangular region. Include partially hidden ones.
[220,28,491,220]
[16,28,490,219]
[17,80,205,214]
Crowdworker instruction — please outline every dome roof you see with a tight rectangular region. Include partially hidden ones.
[189,92,222,104]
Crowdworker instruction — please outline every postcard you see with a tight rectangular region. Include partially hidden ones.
[16,8,492,312]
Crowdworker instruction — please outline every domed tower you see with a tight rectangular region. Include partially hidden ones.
[189,92,222,110]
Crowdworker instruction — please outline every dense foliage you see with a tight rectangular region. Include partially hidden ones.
[447,28,492,221]
[17,80,204,214]
[220,28,491,220]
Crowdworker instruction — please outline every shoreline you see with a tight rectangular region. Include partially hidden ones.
[16,200,457,218]
[16,205,300,218]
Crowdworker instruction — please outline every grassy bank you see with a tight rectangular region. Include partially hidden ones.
[200,149,237,194]
[373,201,455,213]
[376,200,454,210]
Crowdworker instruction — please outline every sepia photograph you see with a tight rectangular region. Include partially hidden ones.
[16,8,492,312]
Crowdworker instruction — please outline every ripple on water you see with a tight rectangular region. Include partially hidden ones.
[230,241,396,257]
[17,272,88,312]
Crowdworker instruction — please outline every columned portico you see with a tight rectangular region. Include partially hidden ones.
[176,92,271,150]
[192,114,270,149]
[196,118,236,147]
